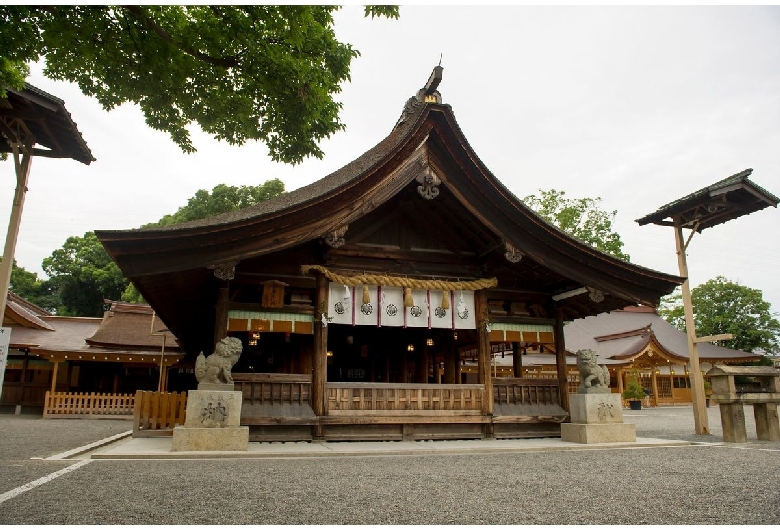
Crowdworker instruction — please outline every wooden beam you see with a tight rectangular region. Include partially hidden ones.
[694,333,733,343]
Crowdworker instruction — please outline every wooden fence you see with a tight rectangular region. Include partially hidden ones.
[43,391,135,418]
[325,383,484,415]
[493,378,562,407]
[234,373,312,407]
[133,390,188,437]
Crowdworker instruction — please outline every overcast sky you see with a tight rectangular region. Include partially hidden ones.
[3,5,779,316]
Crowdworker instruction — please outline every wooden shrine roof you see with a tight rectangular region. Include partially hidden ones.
[97,75,685,355]
[0,83,95,164]
[565,306,763,363]
[635,168,779,231]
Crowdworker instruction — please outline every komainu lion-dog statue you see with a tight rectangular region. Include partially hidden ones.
[576,348,611,394]
[195,336,243,385]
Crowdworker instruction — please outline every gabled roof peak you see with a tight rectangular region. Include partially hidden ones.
[416,65,443,104]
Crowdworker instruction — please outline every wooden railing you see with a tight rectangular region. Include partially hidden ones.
[234,373,312,407]
[325,383,484,415]
[44,391,135,418]
[493,378,562,407]
[133,390,187,437]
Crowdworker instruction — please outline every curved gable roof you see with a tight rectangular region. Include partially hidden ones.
[97,96,681,305]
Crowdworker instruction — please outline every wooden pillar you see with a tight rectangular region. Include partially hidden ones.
[455,347,462,384]
[49,361,59,393]
[214,285,229,347]
[554,306,570,412]
[651,369,659,408]
[416,345,429,383]
[0,142,33,320]
[444,337,456,384]
[617,369,624,397]
[475,290,493,416]
[312,273,328,418]
[675,222,709,434]
[512,342,523,378]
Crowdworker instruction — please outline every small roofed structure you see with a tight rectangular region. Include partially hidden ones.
[636,168,779,231]
[636,168,778,434]
[0,83,95,164]
[566,306,763,405]
[0,82,95,329]
[1,294,183,412]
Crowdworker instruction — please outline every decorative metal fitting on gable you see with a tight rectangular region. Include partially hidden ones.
[208,261,237,281]
[416,166,441,200]
[325,225,349,248]
[587,287,605,303]
[504,242,524,263]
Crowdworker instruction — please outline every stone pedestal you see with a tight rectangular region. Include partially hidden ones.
[561,393,636,444]
[172,390,248,451]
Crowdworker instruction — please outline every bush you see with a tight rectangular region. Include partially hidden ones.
[622,373,646,400]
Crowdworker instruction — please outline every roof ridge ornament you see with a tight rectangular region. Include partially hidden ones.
[416,65,443,104]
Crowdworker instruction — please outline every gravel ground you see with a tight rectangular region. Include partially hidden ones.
[0,407,778,525]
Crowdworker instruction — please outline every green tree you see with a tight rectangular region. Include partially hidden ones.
[42,232,128,317]
[148,179,285,227]
[522,189,630,261]
[659,276,780,354]
[42,180,286,314]
[1,258,58,312]
[0,5,399,164]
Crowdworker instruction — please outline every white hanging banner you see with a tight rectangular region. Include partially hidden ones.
[354,285,379,326]
[405,289,429,328]
[429,289,453,329]
[379,286,404,327]
[453,290,476,330]
[327,282,353,325]
[327,284,476,330]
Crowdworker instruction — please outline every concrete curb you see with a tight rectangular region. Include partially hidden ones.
[90,436,694,460]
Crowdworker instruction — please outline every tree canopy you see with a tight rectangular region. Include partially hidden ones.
[0,5,398,164]
[659,276,780,354]
[2,259,58,313]
[522,189,630,261]
[147,179,285,227]
[35,180,286,315]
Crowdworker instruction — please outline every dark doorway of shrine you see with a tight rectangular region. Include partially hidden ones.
[325,324,465,384]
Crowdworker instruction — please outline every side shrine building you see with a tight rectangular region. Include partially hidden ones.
[96,69,683,442]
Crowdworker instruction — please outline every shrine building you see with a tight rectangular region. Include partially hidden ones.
[96,68,683,441]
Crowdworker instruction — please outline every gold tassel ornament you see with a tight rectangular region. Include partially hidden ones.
[441,290,450,310]
[362,284,371,305]
[404,287,414,308]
